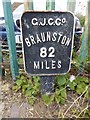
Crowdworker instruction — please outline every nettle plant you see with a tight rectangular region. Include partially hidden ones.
[13,72,89,106]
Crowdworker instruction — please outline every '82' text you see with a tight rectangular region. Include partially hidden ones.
[40,47,55,58]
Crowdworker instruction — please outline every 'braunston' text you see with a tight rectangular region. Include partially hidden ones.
[25,31,72,47]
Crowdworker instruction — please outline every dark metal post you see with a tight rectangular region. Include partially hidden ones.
[40,0,55,95]
[40,76,55,95]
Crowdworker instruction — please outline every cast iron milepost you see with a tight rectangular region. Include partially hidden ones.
[21,11,75,95]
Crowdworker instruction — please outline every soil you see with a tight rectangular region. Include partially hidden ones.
[0,76,89,119]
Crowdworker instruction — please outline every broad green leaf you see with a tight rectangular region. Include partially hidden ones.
[22,85,28,93]
[85,110,90,117]
[12,85,21,92]
[55,96,61,104]
[16,76,20,79]
[85,87,90,99]
[55,88,61,96]
[33,76,40,82]
[69,82,77,90]
[28,96,36,105]
[74,79,81,84]
[81,77,89,83]
[25,90,32,97]
[60,96,65,104]
[28,79,33,84]
[61,89,67,99]
[22,79,28,84]
[76,76,89,83]
[21,75,25,80]
[33,83,40,90]
[76,87,81,95]
[42,94,54,106]
[16,80,23,86]
[76,83,86,94]
[56,76,66,86]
